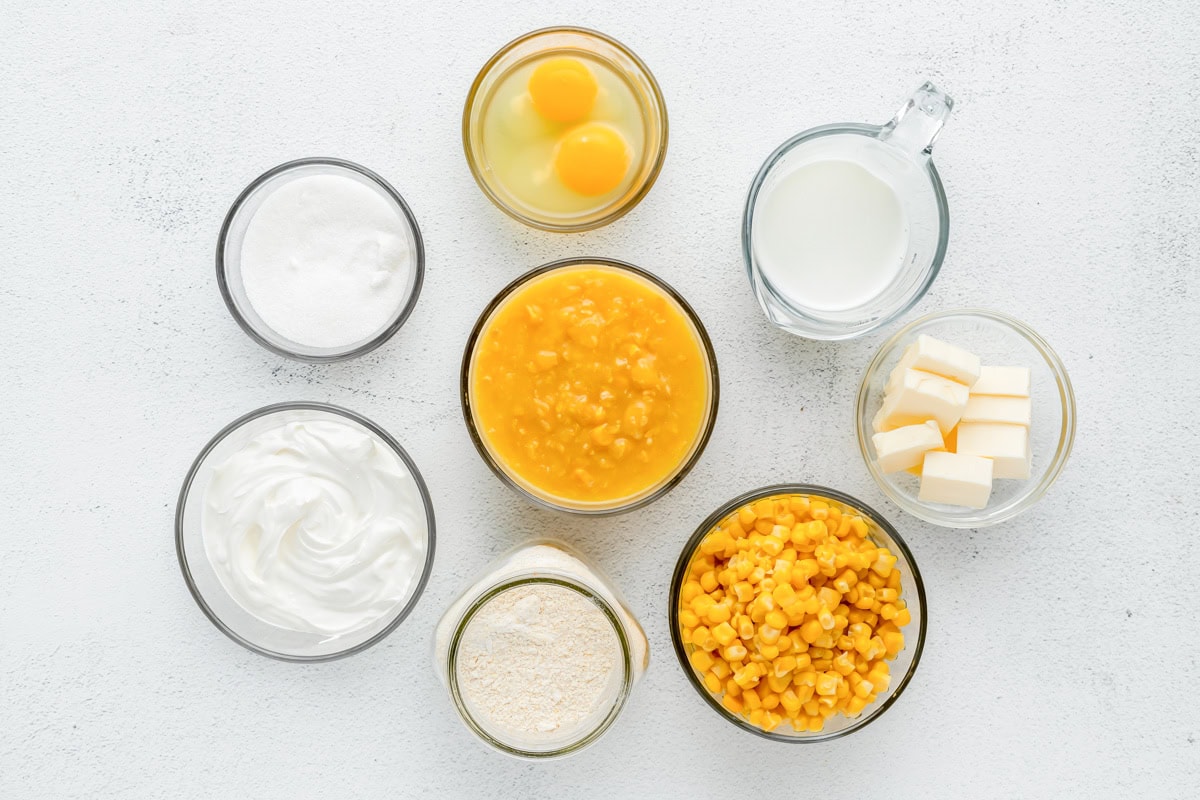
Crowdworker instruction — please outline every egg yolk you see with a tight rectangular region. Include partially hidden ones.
[528,58,598,123]
[555,123,631,196]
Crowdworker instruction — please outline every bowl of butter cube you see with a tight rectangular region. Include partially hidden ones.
[856,309,1076,528]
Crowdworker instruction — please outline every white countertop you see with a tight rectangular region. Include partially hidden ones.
[3,1,1198,797]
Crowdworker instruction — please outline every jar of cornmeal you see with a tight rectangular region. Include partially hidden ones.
[433,540,648,758]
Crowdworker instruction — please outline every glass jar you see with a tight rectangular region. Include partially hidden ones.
[433,540,648,758]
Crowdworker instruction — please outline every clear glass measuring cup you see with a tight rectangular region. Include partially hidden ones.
[742,82,954,340]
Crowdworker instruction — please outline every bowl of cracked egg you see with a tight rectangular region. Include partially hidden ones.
[462,26,668,231]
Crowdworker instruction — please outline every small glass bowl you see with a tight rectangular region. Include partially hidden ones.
[175,402,436,661]
[669,485,927,742]
[856,309,1077,528]
[462,26,669,232]
[460,257,719,515]
[216,158,426,362]
[435,539,648,760]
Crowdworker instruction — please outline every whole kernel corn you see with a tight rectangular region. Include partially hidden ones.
[679,493,912,734]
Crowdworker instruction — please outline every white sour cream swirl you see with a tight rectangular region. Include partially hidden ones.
[202,417,427,637]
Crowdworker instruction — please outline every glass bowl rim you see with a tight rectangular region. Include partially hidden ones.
[668,483,928,743]
[175,400,437,662]
[444,573,634,759]
[215,157,427,363]
[855,307,1077,528]
[740,123,949,340]
[459,256,720,516]
[460,25,669,233]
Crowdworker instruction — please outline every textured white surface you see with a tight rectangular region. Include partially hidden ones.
[2,1,1198,797]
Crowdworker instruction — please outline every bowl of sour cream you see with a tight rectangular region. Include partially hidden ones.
[176,402,435,661]
[217,158,425,362]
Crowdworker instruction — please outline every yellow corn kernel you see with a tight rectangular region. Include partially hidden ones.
[833,568,858,593]
[806,715,825,732]
[772,583,797,606]
[758,643,780,660]
[894,607,912,627]
[690,555,715,576]
[692,626,717,651]
[722,693,744,714]
[747,707,766,726]
[761,537,783,557]
[773,655,797,677]
[711,621,738,647]
[738,506,757,529]
[734,664,762,690]
[722,643,747,662]
[732,581,755,603]
[690,649,715,673]
[706,602,732,626]
[851,517,868,537]
[817,606,835,631]
[699,570,718,593]
[854,679,874,699]
[765,609,788,630]
[736,615,755,641]
[760,691,781,711]
[757,625,781,645]
[871,550,897,577]
[780,688,802,713]
[815,672,839,696]
[799,618,822,644]
[679,609,699,629]
[834,516,853,539]
[766,672,790,694]
[691,594,716,617]
[753,499,775,520]
[883,631,905,657]
[802,698,820,717]
[776,634,793,653]
[880,603,898,621]
[793,652,812,670]
[742,687,762,710]
[724,677,741,696]
[845,695,868,717]
[681,580,703,603]
[832,651,856,676]
[703,671,722,693]
[810,500,829,520]
[711,658,732,680]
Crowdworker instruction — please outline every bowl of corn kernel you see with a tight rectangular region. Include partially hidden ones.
[669,485,926,741]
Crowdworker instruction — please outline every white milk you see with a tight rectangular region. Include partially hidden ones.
[752,159,908,311]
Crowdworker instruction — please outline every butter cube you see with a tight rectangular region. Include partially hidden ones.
[970,366,1031,397]
[919,451,994,509]
[874,369,969,435]
[872,421,944,474]
[956,422,1031,479]
[961,395,1033,427]
[896,335,981,387]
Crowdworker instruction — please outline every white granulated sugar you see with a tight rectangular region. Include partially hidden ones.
[240,172,413,348]
[455,584,621,740]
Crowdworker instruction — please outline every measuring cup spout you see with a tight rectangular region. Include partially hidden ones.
[878,81,954,158]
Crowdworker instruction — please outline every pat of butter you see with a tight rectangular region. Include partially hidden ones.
[919,451,994,509]
[956,422,1031,479]
[874,369,969,435]
[872,420,944,473]
[896,335,982,387]
[971,366,1031,397]
[961,395,1032,427]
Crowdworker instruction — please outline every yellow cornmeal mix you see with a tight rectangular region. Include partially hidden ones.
[679,494,912,733]
[470,266,710,506]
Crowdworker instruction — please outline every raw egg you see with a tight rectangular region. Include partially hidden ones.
[528,57,598,123]
[555,123,631,196]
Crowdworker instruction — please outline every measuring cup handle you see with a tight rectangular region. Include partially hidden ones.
[877,81,954,158]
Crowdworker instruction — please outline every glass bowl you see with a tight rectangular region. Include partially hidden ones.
[462,26,668,232]
[669,484,927,742]
[175,402,436,661]
[460,257,719,515]
[216,158,426,362]
[856,309,1076,528]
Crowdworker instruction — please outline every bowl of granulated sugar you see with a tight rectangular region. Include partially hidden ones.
[216,157,425,362]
